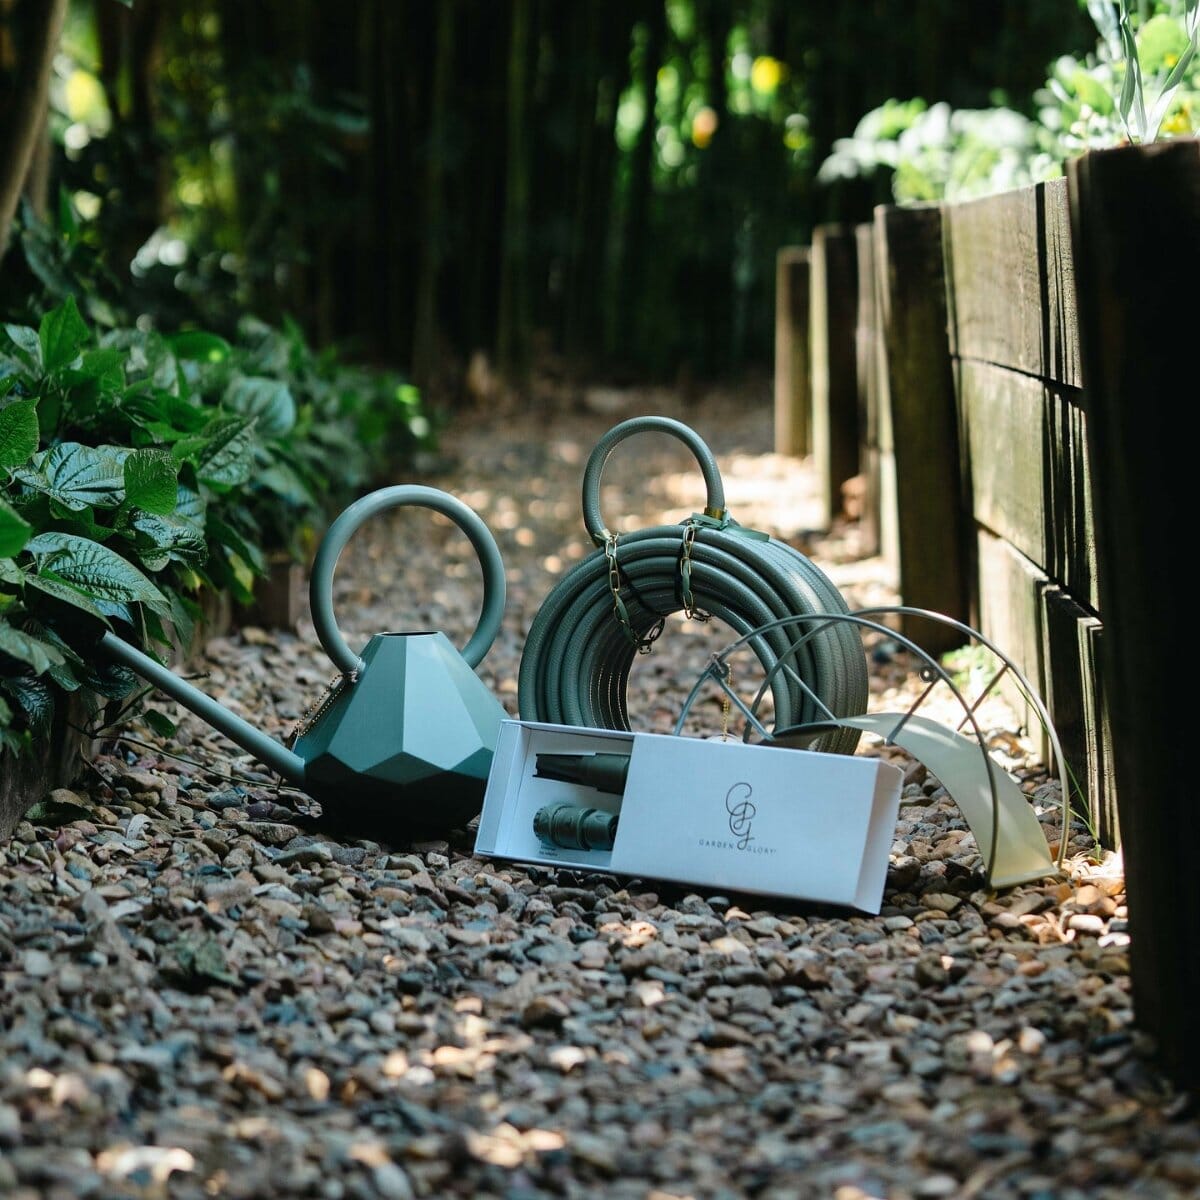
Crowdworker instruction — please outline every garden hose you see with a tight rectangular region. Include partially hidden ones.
[518,417,868,753]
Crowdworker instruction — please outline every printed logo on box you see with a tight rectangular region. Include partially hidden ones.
[697,781,779,856]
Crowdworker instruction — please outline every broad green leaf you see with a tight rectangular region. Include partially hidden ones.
[15,442,127,510]
[128,511,208,571]
[39,295,90,373]
[75,348,126,390]
[24,532,172,618]
[0,400,39,468]
[0,619,66,673]
[173,483,206,530]
[20,620,85,691]
[169,331,232,363]
[256,461,313,507]
[177,415,256,489]
[224,376,296,439]
[24,572,111,625]
[79,657,138,699]
[1,676,53,737]
[0,496,31,557]
[143,709,177,739]
[124,449,179,515]
[207,512,266,574]
[0,693,10,726]
[0,556,24,583]
[4,323,41,367]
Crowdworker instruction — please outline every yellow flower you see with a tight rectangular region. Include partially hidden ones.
[750,56,785,95]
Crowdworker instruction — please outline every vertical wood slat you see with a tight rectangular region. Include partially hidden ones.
[1068,141,1199,1091]
[976,529,1117,848]
[875,203,968,653]
[773,247,811,457]
[855,222,892,560]
[942,178,1082,389]
[809,224,859,527]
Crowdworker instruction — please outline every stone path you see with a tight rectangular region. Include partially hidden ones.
[1,386,1197,1199]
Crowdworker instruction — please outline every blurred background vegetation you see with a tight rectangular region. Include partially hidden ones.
[0,0,1130,396]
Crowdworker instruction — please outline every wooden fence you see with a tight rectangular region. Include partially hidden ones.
[775,141,1196,1089]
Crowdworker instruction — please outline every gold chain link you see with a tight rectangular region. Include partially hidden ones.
[289,669,355,745]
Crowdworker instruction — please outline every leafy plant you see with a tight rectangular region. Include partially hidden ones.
[1087,0,1200,142]
[1,293,435,756]
[819,0,1200,205]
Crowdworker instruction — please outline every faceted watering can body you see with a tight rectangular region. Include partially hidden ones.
[293,630,505,836]
[98,485,508,843]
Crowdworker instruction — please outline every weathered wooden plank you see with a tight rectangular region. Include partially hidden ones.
[943,178,1081,388]
[773,247,811,458]
[1069,139,1200,1090]
[875,203,967,652]
[958,359,1098,609]
[975,529,1114,845]
[809,224,859,526]
[855,223,885,558]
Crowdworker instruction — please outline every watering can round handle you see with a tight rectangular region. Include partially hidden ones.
[310,485,506,676]
[581,415,727,546]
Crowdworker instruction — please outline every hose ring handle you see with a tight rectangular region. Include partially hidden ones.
[581,416,727,545]
[310,485,506,676]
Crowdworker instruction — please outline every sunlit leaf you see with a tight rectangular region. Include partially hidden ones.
[0,497,32,558]
[0,400,38,468]
[39,295,90,373]
[124,449,179,515]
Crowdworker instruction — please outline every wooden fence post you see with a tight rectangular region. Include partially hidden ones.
[809,225,859,526]
[855,221,893,561]
[774,247,811,457]
[874,203,968,652]
[1068,141,1198,1090]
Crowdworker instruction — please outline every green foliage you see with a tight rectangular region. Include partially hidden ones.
[0,294,435,756]
[819,0,1200,205]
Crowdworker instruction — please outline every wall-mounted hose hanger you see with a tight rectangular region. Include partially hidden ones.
[518,416,868,752]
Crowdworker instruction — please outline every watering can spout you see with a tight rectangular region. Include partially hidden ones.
[99,630,308,787]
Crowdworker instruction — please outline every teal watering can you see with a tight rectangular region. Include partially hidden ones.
[97,486,509,843]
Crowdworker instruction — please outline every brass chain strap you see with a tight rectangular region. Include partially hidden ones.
[604,532,664,654]
[288,668,356,745]
[677,520,711,623]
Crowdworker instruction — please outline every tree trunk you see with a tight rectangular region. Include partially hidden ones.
[0,0,67,257]
[497,0,532,383]
[618,3,666,364]
[411,0,454,388]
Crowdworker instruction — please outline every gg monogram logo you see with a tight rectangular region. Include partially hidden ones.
[725,781,756,850]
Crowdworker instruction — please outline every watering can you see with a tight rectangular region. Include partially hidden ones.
[97,485,509,843]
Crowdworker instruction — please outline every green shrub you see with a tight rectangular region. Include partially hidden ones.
[0,295,435,757]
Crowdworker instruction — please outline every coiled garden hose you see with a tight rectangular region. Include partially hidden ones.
[518,416,868,753]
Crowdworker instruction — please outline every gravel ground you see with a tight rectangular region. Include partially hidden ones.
[2,384,1197,1199]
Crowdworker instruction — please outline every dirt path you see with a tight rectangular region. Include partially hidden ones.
[1,386,1195,1200]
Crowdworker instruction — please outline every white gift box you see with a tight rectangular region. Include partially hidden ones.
[474,720,904,914]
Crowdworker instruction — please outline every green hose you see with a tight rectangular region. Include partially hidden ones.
[519,416,868,753]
